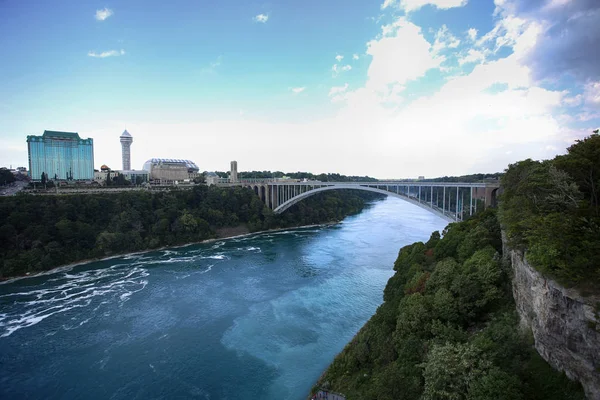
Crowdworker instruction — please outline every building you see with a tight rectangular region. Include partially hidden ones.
[94,169,149,185]
[205,172,229,185]
[120,130,133,170]
[143,158,199,182]
[94,170,108,184]
[27,130,94,181]
[119,170,149,184]
[230,160,238,183]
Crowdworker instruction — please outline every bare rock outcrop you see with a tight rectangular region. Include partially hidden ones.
[508,247,600,399]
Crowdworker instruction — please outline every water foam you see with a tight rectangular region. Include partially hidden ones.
[0,264,149,338]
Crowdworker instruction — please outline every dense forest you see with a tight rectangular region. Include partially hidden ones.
[311,209,584,400]
[500,134,600,289]
[424,173,502,183]
[0,186,382,279]
[214,170,379,182]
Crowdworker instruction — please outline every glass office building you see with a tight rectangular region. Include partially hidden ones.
[27,131,94,181]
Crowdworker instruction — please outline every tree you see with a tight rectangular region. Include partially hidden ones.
[193,173,206,184]
[554,133,600,214]
[41,172,47,189]
[112,173,128,186]
[0,168,16,186]
[422,342,491,400]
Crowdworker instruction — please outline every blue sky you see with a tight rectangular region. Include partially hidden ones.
[1,0,599,177]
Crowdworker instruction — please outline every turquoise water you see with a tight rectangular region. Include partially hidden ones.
[0,197,447,399]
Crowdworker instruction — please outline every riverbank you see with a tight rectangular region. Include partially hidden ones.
[0,222,337,285]
[1,184,382,279]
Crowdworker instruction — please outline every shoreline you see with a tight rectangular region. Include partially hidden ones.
[0,222,338,285]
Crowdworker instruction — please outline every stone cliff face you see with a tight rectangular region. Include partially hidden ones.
[508,246,600,399]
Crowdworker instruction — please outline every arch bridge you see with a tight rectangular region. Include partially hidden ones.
[222,180,499,222]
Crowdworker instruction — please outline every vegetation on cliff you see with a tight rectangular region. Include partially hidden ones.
[500,134,600,288]
[0,186,382,278]
[312,210,584,400]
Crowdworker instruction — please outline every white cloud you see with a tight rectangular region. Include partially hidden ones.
[467,28,478,41]
[562,94,582,107]
[328,84,349,102]
[496,0,600,82]
[353,54,360,60]
[382,0,468,12]
[332,64,352,77]
[253,14,269,23]
[87,49,125,58]
[544,0,575,11]
[381,0,395,9]
[458,49,486,65]
[329,84,349,96]
[576,111,600,122]
[365,18,442,91]
[584,81,600,104]
[95,8,113,21]
[432,25,461,54]
[335,54,344,62]
[291,87,305,94]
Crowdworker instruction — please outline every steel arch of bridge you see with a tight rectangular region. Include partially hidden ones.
[259,181,499,222]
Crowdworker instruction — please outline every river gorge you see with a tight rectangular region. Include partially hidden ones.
[0,197,446,400]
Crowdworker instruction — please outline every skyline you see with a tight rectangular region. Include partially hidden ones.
[1,0,599,178]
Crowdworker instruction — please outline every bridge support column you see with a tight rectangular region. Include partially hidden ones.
[430,186,433,207]
[456,187,459,221]
[470,187,473,216]
[443,186,446,214]
[418,186,421,202]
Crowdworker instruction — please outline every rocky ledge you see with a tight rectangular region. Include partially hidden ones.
[509,248,600,399]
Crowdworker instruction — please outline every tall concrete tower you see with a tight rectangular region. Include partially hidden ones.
[230,160,238,183]
[120,130,133,170]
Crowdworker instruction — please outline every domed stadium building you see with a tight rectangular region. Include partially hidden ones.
[142,158,200,183]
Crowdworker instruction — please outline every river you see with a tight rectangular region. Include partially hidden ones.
[0,197,447,399]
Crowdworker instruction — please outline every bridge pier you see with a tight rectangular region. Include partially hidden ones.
[443,186,446,215]
[470,187,473,216]
[456,186,459,221]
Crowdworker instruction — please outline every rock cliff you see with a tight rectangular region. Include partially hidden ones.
[508,247,600,399]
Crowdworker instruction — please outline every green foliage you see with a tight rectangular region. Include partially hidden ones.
[499,134,600,287]
[312,210,585,400]
[237,170,379,182]
[0,187,381,278]
[0,168,16,186]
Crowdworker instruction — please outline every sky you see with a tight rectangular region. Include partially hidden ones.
[0,0,599,179]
